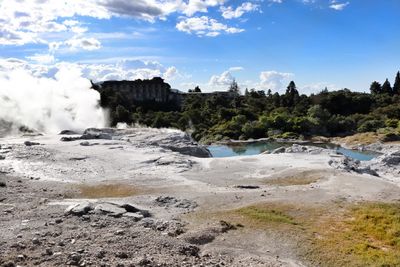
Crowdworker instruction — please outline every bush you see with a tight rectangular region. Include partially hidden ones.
[385,119,399,128]
[357,120,385,133]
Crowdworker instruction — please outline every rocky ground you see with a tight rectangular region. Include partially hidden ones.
[1,128,400,267]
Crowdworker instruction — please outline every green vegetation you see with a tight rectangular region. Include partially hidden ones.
[228,202,400,266]
[190,201,400,266]
[237,206,296,225]
[100,71,400,143]
[309,202,400,267]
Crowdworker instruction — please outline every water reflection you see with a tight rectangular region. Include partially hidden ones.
[208,142,379,161]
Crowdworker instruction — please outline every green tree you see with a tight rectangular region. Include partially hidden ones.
[228,79,240,94]
[284,81,300,107]
[115,105,131,124]
[393,71,400,95]
[381,79,393,95]
[194,86,202,93]
[286,81,299,96]
[370,81,382,95]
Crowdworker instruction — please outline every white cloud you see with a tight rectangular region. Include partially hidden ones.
[26,54,55,65]
[0,0,242,46]
[180,0,226,17]
[300,82,339,94]
[64,37,102,51]
[228,66,244,72]
[209,67,243,87]
[164,66,179,80]
[220,2,259,19]
[329,1,350,10]
[176,16,244,37]
[209,70,235,86]
[0,0,109,46]
[0,57,178,83]
[96,0,164,21]
[258,70,293,92]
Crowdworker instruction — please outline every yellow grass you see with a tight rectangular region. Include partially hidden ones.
[77,183,140,198]
[265,170,322,186]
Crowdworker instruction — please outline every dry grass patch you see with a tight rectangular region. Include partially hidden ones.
[236,205,297,225]
[333,132,382,146]
[188,202,306,231]
[306,202,400,267]
[189,201,400,266]
[264,170,323,186]
[77,183,142,198]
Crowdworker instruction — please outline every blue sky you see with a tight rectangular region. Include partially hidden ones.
[1,0,400,93]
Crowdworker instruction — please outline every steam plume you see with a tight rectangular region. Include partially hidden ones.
[0,64,106,135]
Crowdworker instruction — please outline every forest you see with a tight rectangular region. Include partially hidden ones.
[101,71,400,143]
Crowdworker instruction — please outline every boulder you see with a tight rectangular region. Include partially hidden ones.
[60,136,80,142]
[65,202,92,216]
[24,141,40,146]
[59,130,79,135]
[80,141,90,146]
[161,145,211,158]
[271,147,286,154]
[329,156,379,176]
[155,196,198,210]
[93,203,126,217]
[379,151,400,166]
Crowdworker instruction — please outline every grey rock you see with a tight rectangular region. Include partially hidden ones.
[115,251,128,259]
[0,155,5,160]
[60,136,80,142]
[95,250,106,259]
[122,212,144,221]
[329,156,379,176]
[114,230,125,235]
[16,254,26,261]
[178,245,200,257]
[2,262,16,267]
[65,202,93,216]
[234,185,260,189]
[119,203,141,213]
[80,141,90,146]
[155,196,198,210]
[271,147,286,154]
[81,129,114,140]
[44,248,53,256]
[68,253,81,265]
[59,130,79,135]
[379,151,400,166]
[93,203,126,217]
[24,141,40,146]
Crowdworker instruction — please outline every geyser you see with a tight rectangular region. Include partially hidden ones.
[0,64,107,135]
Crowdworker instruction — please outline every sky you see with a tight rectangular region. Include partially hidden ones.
[1,0,400,94]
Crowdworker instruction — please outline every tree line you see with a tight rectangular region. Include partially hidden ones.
[102,71,400,143]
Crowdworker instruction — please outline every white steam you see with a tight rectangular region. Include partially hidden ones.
[0,65,106,134]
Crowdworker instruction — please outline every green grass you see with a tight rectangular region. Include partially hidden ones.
[308,202,400,267]
[237,206,296,225]
[189,201,400,266]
